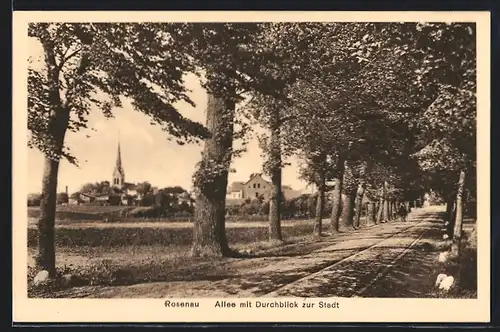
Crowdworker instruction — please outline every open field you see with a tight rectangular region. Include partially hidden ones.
[27,218,332,247]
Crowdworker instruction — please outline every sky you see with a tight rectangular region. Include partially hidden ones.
[27,36,310,195]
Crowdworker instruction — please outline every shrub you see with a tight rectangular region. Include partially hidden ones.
[126,206,164,218]
[28,194,42,207]
[140,194,155,207]
[56,192,69,205]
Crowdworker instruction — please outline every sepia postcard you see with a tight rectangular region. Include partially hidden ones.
[13,10,490,323]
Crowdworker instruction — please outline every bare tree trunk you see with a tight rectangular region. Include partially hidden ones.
[449,201,457,236]
[36,72,70,277]
[339,187,357,231]
[463,189,469,215]
[37,103,69,277]
[451,170,466,258]
[314,179,326,237]
[353,183,366,229]
[37,159,60,277]
[445,197,452,220]
[376,195,384,224]
[338,193,347,231]
[367,201,376,226]
[330,156,345,232]
[383,200,389,222]
[445,194,455,235]
[37,108,69,276]
[191,92,235,257]
[383,182,389,222]
[268,110,283,241]
[269,168,282,241]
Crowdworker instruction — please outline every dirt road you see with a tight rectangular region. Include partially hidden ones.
[51,206,446,298]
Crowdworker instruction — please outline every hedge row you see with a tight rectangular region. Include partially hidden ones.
[27,223,318,247]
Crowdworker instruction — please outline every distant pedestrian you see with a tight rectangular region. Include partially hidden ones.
[397,203,408,222]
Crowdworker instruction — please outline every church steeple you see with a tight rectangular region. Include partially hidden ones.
[112,139,125,188]
[116,141,123,171]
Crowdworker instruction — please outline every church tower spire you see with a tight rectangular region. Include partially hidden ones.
[112,138,125,188]
[116,141,123,170]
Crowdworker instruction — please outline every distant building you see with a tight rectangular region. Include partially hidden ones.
[112,141,125,189]
[226,173,301,203]
[227,181,246,199]
[109,139,148,203]
[65,140,192,207]
[111,141,138,197]
[226,173,271,201]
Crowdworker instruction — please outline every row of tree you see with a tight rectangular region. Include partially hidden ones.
[76,181,187,197]
[28,192,69,206]
[188,22,476,258]
[227,191,423,222]
[29,22,476,277]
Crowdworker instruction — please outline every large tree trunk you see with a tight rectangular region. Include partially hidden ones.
[462,189,469,216]
[268,166,283,241]
[376,195,384,224]
[449,201,458,237]
[445,194,455,235]
[382,182,389,222]
[37,159,60,277]
[268,109,283,241]
[36,40,71,276]
[330,156,346,232]
[191,92,235,257]
[314,180,326,237]
[339,187,357,231]
[353,183,366,229]
[383,200,389,222]
[37,108,69,277]
[37,104,69,277]
[451,170,466,257]
[338,193,349,231]
[367,201,376,226]
[445,198,452,220]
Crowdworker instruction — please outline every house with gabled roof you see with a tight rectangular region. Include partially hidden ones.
[226,173,301,204]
